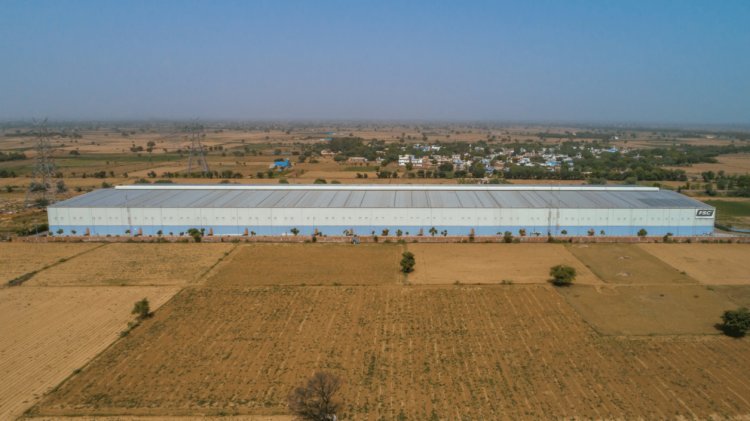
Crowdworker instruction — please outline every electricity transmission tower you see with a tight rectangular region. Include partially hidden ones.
[25,120,59,207]
[186,123,210,175]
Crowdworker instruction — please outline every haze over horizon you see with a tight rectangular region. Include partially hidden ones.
[1,0,748,125]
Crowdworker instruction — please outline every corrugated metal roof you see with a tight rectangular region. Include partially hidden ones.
[50,185,712,210]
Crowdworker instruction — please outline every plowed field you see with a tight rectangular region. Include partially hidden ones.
[558,284,738,335]
[32,286,750,419]
[406,243,600,284]
[0,243,99,284]
[28,243,233,286]
[0,286,179,420]
[567,243,696,284]
[206,244,403,286]
[639,244,750,285]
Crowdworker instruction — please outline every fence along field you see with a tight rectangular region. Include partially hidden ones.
[32,285,750,420]
[0,286,179,420]
[28,243,234,286]
[406,243,600,284]
[206,243,403,286]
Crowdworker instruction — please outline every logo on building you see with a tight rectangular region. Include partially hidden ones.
[696,209,714,218]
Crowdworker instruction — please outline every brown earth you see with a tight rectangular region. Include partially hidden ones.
[31,285,750,420]
[206,243,403,286]
[28,243,234,286]
[406,243,601,284]
[0,286,180,420]
[567,243,696,284]
[557,284,737,335]
[710,285,750,308]
[0,243,100,284]
[638,244,750,285]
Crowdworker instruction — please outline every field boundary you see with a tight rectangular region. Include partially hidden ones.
[4,243,108,288]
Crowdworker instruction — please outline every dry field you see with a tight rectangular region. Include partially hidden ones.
[406,243,600,285]
[668,153,750,176]
[638,244,750,285]
[0,286,179,421]
[31,285,750,420]
[0,243,100,284]
[558,284,738,335]
[567,243,696,284]
[28,243,233,286]
[206,244,402,286]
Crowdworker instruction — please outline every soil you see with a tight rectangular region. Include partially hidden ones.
[567,243,697,284]
[406,243,601,284]
[557,284,737,335]
[31,285,750,420]
[206,243,403,286]
[28,243,234,286]
[639,244,750,285]
[0,286,179,420]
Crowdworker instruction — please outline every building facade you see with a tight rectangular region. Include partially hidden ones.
[48,184,716,237]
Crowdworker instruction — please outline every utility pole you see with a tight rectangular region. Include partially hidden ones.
[25,120,59,207]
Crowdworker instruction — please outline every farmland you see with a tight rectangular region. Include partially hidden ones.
[406,243,600,285]
[567,243,697,284]
[1,241,749,420]
[30,285,750,420]
[28,243,235,286]
[0,243,99,284]
[206,243,403,286]
[638,243,750,285]
[0,286,179,421]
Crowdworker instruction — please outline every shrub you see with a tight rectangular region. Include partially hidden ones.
[400,251,415,273]
[719,307,750,337]
[549,265,576,286]
[637,228,648,237]
[503,231,513,243]
[131,298,151,320]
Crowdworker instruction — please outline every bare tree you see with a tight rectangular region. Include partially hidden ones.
[288,371,342,421]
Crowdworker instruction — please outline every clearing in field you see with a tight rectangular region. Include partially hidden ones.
[206,243,403,286]
[0,285,179,421]
[31,285,750,420]
[0,242,100,284]
[406,243,600,284]
[567,243,696,284]
[28,243,234,286]
[638,244,750,285]
[558,284,737,335]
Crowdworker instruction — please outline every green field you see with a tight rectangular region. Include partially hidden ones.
[706,199,750,229]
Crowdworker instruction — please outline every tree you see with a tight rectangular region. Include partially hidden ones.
[719,307,750,337]
[131,298,151,320]
[400,251,415,273]
[549,265,576,286]
[428,226,438,236]
[637,228,648,237]
[288,371,342,421]
[187,227,202,242]
[503,231,513,243]
[291,228,300,236]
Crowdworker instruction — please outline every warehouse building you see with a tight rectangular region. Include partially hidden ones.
[48,184,716,237]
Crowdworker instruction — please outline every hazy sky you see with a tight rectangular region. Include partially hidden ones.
[1,0,748,124]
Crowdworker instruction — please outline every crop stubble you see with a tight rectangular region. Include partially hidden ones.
[29,243,234,286]
[33,285,750,420]
[0,286,180,420]
[206,244,402,286]
[406,243,601,284]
